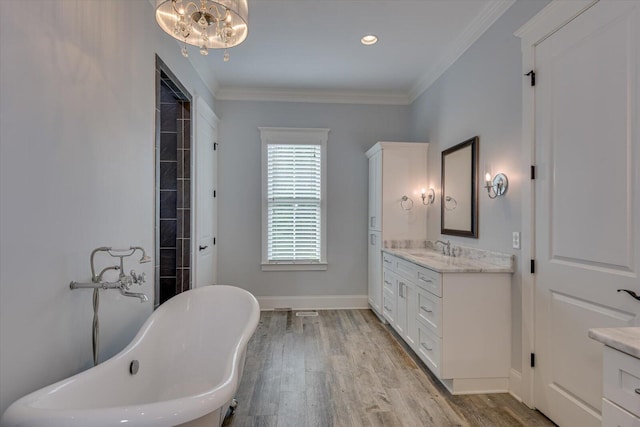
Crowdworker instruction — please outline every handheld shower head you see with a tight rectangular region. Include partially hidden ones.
[129,246,151,264]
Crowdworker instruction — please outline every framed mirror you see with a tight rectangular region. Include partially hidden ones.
[441,136,478,238]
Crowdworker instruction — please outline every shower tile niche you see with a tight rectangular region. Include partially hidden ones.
[156,62,191,306]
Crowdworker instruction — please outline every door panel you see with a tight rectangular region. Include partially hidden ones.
[534,1,640,426]
[194,97,218,287]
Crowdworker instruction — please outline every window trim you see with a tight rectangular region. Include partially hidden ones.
[260,127,329,271]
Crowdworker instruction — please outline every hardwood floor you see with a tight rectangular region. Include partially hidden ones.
[222,310,555,427]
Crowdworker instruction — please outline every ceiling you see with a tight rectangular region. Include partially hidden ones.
[189,0,516,104]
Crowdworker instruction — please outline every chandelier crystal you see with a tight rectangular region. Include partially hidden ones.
[155,0,248,59]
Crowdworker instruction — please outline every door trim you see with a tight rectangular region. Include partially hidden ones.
[514,0,598,408]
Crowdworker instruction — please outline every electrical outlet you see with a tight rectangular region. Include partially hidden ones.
[512,232,520,249]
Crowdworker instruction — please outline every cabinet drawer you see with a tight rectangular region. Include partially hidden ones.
[396,258,441,297]
[382,253,397,272]
[417,322,442,378]
[602,398,640,427]
[416,286,442,337]
[604,346,640,417]
[382,269,396,292]
[416,267,441,297]
[396,258,418,280]
[382,288,396,324]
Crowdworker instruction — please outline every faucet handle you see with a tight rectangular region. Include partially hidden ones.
[120,275,133,290]
[130,270,146,285]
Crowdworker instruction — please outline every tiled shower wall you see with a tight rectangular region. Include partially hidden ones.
[157,74,191,305]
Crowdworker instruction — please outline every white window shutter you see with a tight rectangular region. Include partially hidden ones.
[267,144,322,261]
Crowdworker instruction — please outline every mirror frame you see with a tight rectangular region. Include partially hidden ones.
[441,136,478,238]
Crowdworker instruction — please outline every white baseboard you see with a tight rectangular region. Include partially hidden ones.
[257,295,369,311]
[509,368,523,402]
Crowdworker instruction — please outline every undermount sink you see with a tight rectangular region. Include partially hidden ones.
[407,251,443,258]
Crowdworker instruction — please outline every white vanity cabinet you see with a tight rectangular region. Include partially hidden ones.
[382,254,417,348]
[382,251,512,395]
[603,347,640,426]
[366,142,428,320]
[589,328,640,427]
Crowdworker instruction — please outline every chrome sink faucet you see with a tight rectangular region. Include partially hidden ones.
[435,239,451,256]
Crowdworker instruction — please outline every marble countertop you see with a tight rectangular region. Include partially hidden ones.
[381,247,515,273]
[588,327,640,358]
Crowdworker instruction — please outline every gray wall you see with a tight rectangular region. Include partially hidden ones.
[217,101,410,298]
[409,0,549,372]
[0,0,215,414]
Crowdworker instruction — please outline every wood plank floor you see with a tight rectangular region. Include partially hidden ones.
[222,309,556,427]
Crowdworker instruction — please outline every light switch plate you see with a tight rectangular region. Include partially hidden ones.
[512,232,520,249]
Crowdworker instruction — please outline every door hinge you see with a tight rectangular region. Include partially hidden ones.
[525,70,536,86]
[530,259,536,274]
[530,352,536,368]
[213,237,216,245]
[213,142,218,151]
[531,165,536,180]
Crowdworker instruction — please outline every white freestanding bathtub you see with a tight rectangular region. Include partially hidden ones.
[1,285,260,427]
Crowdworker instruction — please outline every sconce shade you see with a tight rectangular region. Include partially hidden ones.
[485,172,508,199]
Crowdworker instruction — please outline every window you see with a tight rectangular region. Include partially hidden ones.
[260,127,328,271]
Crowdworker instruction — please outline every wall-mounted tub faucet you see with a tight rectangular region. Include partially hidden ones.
[120,288,149,303]
[70,246,151,365]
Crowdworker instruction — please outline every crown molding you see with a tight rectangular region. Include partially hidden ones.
[514,0,596,43]
[408,0,516,103]
[215,87,411,105]
[206,0,515,106]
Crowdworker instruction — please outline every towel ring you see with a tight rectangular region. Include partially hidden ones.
[444,195,458,211]
[400,196,413,211]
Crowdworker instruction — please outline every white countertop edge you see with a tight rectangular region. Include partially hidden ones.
[382,248,515,274]
[588,327,640,359]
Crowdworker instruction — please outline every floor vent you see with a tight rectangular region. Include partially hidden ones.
[295,311,319,317]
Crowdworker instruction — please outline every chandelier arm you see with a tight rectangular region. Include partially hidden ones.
[206,4,223,20]
[172,1,199,15]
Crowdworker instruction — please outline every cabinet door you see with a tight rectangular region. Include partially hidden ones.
[368,152,382,231]
[367,231,382,313]
[395,279,408,336]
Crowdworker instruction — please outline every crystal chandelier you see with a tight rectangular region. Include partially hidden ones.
[155,0,248,61]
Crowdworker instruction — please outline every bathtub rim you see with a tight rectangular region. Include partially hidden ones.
[1,285,260,427]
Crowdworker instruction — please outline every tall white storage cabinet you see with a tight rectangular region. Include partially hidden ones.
[366,142,429,319]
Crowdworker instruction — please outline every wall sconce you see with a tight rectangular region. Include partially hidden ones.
[421,188,435,205]
[484,172,509,199]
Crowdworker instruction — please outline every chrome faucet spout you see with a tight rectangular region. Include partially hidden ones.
[435,239,451,256]
[119,287,148,303]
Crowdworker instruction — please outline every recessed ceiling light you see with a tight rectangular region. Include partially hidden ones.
[361,34,378,46]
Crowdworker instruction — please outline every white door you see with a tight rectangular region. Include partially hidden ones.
[193,97,218,287]
[534,2,640,426]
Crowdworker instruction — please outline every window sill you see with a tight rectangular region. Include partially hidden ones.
[261,262,328,271]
